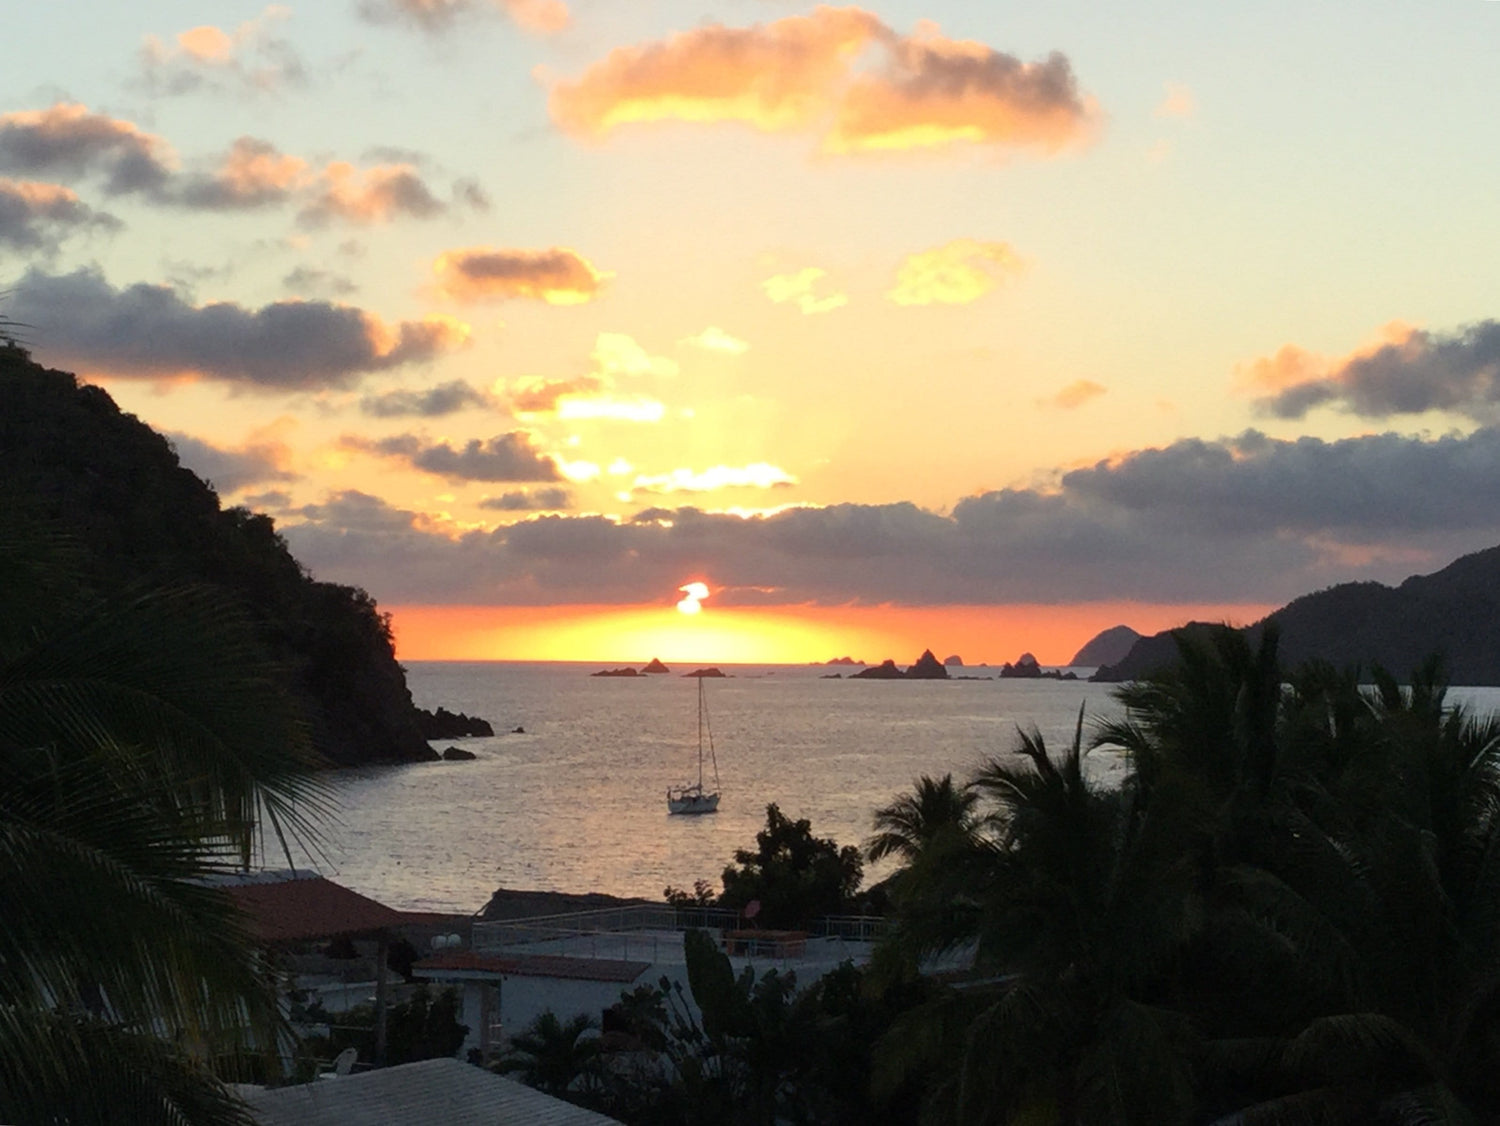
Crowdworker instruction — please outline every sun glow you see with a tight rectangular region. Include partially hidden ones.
[676,582,710,615]
[386,600,1279,666]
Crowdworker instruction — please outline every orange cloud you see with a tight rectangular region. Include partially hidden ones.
[302,162,445,226]
[762,266,847,314]
[1043,379,1108,410]
[177,25,236,63]
[548,7,882,138]
[548,7,1095,157]
[509,333,673,421]
[888,238,1023,305]
[362,312,472,361]
[828,26,1095,155]
[500,0,569,34]
[363,0,568,33]
[511,375,604,413]
[222,136,305,190]
[1235,322,1419,394]
[434,246,608,304]
[140,7,303,95]
[0,178,80,209]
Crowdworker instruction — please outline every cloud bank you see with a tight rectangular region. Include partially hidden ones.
[281,427,1500,606]
[8,268,469,388]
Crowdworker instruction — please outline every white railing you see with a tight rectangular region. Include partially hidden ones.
[471,905,887,967]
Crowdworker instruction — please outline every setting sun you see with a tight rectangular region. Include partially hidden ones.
[675,582,711,615]
[386,600,1276,666]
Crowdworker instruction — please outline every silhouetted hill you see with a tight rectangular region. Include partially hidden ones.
[0,345,434,765]
[1069,625,1141,667]
[1094,545,1500,684]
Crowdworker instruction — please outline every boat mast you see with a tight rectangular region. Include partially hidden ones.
[696,676,705,790]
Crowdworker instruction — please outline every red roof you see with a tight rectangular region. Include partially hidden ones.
[415,950,650,984]
[226,876,406,944]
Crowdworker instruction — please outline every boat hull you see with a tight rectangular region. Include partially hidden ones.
[667,788,720,815]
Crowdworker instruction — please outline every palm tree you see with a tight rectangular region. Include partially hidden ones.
[495,1011,602,1097]
[875,626,1500,1123]
[865,773,980,866]
[0,511,327,1124]
[875,713,1201,1124]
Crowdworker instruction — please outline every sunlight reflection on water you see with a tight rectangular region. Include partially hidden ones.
[297,669,1500,913]
[299,662,1125,911]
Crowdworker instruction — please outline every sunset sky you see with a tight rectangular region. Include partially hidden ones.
[6,2,1500,663]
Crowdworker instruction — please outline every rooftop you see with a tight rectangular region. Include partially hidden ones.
[217,872,406,944]
[237,1057,622,1125]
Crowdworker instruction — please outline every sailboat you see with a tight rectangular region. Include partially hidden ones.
[667,676,721,815]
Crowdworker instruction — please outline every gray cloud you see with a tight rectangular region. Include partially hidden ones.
[8,267,466,388]
[479,487,573,511]
[169,137,302,210]
[297,165,446,227]
[167,431,299,494]
[0,104,174,196]
[138,13,308,97]
[280,427,1500,607]
[283,264,358,297]
[0,178,119,251]
[347,431,562,481]
[1255,321,1500,421]
[1057,428,1500,535]
[360,380,494,417]
[358,0,568,34]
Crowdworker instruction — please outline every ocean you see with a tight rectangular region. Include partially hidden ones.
[302,661,1127,912]
[302,661,1500,913]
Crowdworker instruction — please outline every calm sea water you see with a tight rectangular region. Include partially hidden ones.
[304,662,1500,913]
[304,662,1126,912]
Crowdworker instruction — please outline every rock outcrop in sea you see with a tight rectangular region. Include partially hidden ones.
[852,649,950,680]
[416,707,495,739]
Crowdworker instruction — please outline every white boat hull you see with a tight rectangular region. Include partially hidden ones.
[667,787,720,815]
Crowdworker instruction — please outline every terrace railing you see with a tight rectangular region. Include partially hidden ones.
[471,904,888,965]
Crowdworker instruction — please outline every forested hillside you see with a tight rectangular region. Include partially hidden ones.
[0,341,434,765]
[1095,543,1500,683]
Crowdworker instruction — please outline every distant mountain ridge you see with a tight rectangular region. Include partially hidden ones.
[1095,544,1500,684]
[1070,625,1141,667]
[0,345,435,765]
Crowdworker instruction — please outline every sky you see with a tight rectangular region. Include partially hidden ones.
[5,1,1500,664]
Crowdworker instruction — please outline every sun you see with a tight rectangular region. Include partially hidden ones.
[675,582,710,615]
